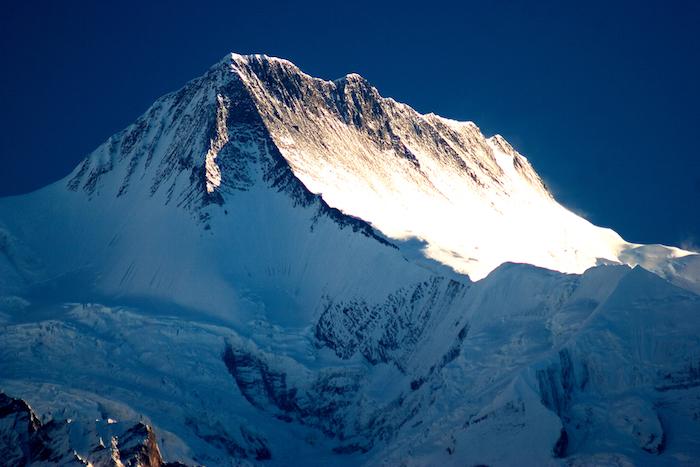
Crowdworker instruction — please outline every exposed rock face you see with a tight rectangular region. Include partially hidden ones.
[0,393,182,467]
[117,422,165,466]
[315,277,469,369]
[0,393,45,466]
[223,345,362,438]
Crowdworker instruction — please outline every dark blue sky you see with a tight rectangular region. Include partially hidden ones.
[1,1,698,248]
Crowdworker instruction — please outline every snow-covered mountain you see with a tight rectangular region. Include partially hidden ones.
[0,53,699,466]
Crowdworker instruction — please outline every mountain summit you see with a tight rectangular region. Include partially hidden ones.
[59,53,695,282]
[0,53,699,466]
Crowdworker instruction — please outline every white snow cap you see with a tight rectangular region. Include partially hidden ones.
[219,52,696,280]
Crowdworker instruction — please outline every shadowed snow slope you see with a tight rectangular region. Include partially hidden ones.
[0,53,699,466]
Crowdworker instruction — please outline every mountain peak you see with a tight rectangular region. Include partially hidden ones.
[2,51,700,466]
[229,52,299,68]
[333,72,370,85]
[44,52,697,283]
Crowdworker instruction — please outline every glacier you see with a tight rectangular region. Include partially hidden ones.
[0,53,699,466]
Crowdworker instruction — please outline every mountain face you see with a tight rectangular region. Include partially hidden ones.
[0,53,699,466]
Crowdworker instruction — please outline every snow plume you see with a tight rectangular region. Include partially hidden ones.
[680,236,700,253]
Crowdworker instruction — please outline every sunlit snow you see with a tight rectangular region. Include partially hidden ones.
[230,53,692,280]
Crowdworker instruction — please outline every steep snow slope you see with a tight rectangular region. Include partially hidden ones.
[1,265,698,465]
[0,57,439,326]
[228,54,696,280]
[363,265,700,466]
